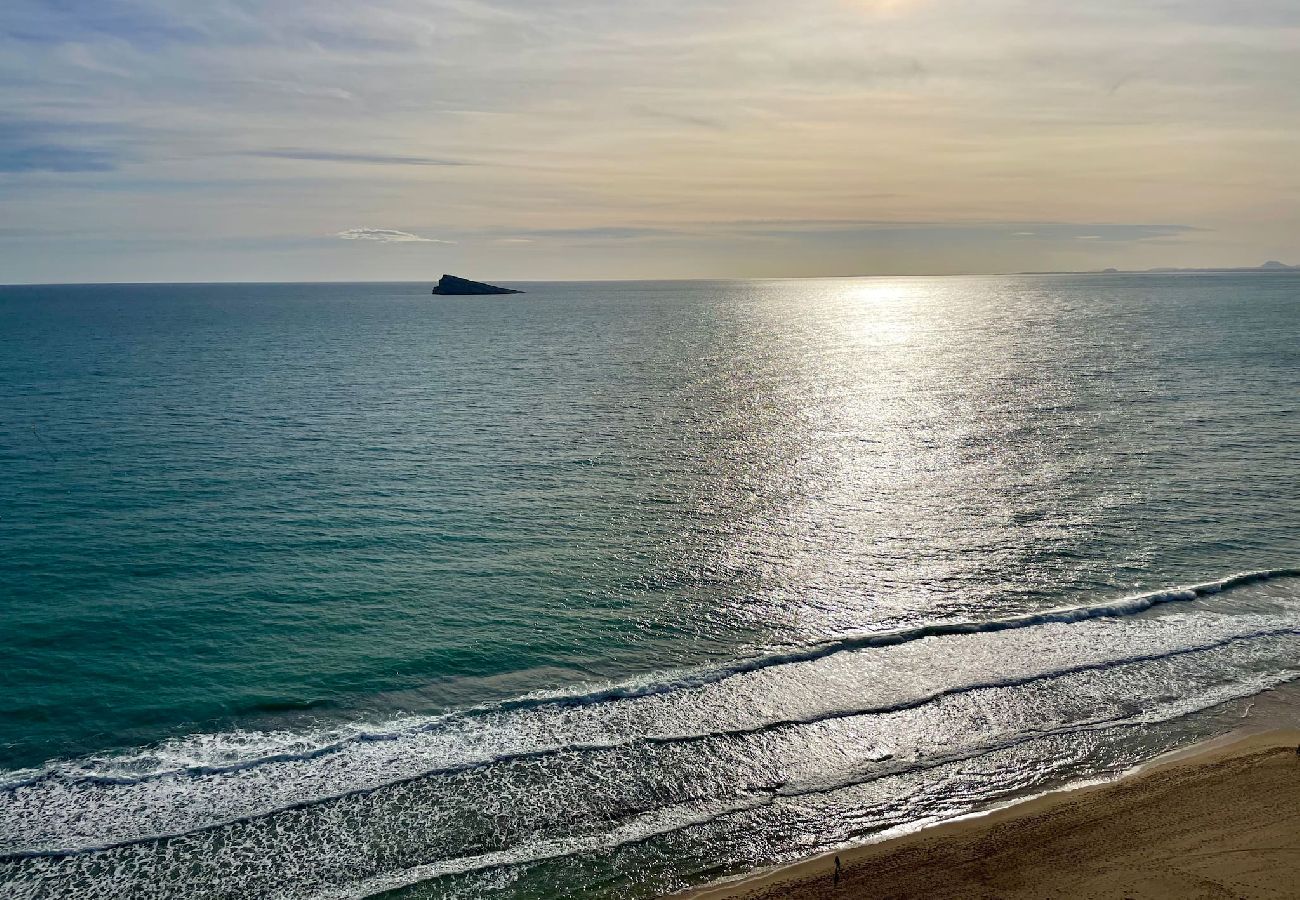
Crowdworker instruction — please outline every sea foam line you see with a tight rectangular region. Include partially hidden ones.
[333,667,1300,900]
[501,568,1300,714]
[4,567,1296,795]
[4,627,1296,861]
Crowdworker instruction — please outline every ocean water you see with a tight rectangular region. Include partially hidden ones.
[0,275,1297,899]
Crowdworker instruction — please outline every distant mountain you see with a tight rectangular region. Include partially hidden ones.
[1140,261,1297,273]
[1021,261,1299,275]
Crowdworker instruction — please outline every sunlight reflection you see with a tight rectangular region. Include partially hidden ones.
[696,277,1098,646]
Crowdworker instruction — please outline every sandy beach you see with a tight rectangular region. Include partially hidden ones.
[676,728,1300,900]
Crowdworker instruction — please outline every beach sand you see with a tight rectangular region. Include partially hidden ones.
[675,729,1300,900]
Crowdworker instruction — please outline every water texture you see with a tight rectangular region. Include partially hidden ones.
[1,274,1297,897]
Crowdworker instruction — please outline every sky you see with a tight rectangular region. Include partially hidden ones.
[2,0,1298,282]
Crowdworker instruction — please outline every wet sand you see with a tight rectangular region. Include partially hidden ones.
[674,729,1300,900]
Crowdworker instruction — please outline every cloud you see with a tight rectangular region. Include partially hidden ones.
[479,220,1201,249]
[708,220,1200,244]
[0,144,118,173]
[845,0,931,15]
[1,0,204,48]
[250,149,468,167]
[335,228,453,243]
[518,226,678,241]
[629,105,727,130]
[1,1,1296,281]
[0,119,125,173]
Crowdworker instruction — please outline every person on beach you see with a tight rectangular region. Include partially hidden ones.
[834,855,842,885]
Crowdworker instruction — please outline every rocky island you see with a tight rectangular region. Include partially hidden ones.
[431,274,522,295]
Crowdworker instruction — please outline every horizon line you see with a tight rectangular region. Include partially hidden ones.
[6,268,1300,289]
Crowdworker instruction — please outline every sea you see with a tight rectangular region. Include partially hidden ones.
[1,275,1297,899]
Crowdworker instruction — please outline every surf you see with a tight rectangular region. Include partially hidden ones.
[3,569,1298,864]
[8,567,1294,794]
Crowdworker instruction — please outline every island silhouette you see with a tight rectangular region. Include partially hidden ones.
[431,274,522,295]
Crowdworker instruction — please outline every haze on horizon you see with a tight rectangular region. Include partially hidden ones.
[2,0,1298,283]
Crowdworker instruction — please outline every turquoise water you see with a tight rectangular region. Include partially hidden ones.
[1,275,1298,898]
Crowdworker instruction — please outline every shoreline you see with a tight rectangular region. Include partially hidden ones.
[671,727,1300,900]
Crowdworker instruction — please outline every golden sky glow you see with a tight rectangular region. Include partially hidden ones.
[1,0,1297,280]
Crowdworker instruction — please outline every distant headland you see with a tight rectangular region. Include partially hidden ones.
[1020,261,1299,275]
[431,274,522,295]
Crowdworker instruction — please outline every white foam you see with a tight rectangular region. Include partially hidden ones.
[9,567,1294,793]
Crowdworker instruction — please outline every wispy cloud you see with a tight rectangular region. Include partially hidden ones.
[1,0,1296,280]
[0,144,118,173]
[335,228,454,243]
[250,149,469,167]
[0,119,125,173]
[708,220,1200,243]
[517,226,679,241]
[629,105,727,130]
[478,219,1201,248]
